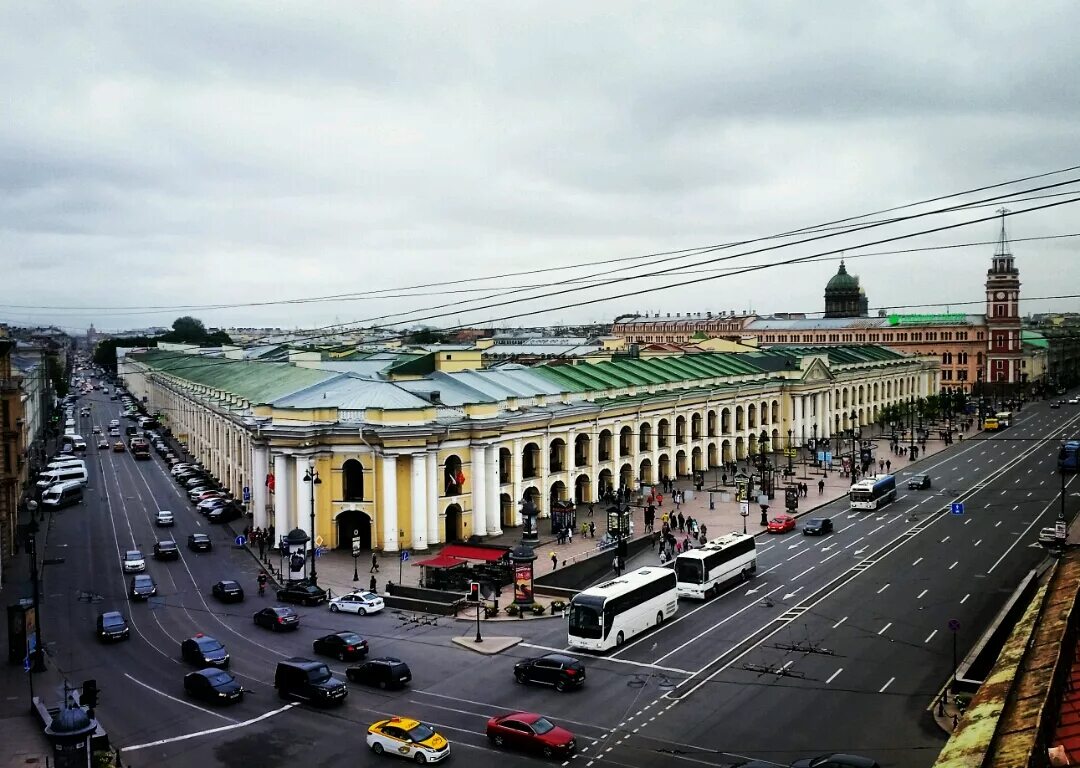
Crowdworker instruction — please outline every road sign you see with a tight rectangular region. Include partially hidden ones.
[950,503,965,515]
[739,501,750,517]
[352,536,362,557]
[400,550,410,562]
[948,619,961,632]
[1056,520,1068,539]
[242,486,251,502]
[234,535,246,547]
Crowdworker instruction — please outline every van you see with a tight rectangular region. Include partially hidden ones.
[274,658,348,706]
[65,418,75,429]
[36,466,89,490]
[47,459,86,472]
[71,436,87,452]
[41,481,84,509]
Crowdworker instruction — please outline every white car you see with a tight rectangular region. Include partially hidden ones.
[155,510,175,527]
[329,591,385,616]
[123,550,146,573]
[1069,398,1079,405]
[109,419,119,428]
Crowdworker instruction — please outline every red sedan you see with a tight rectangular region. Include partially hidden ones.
[486,712,576,758]
[767,514,796,534]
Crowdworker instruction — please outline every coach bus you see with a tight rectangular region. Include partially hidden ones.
[994,411,1013,428]
[849,474,898,510]
[674,532,757,599]
[1060,441,1080,473]
[567,567,678,651]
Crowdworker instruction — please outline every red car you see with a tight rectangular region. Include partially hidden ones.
[486,712,576,758]
[767,514,796,534]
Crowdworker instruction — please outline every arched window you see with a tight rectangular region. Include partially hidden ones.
[343,459,364,501]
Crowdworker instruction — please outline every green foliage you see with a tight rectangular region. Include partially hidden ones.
[45,353,68,398]
[505,604,521,616]
[530,603,546,615]
[549,600,567,613]
[93,336,158,373]
[91,316,231,373]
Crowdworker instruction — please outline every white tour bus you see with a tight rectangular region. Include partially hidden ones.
[674,532,757,599]
[849,474,897,510]
[567,567,678,651]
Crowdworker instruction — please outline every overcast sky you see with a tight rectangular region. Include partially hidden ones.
[3,1,1079,335]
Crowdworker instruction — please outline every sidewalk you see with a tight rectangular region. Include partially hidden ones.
[307,422,967,607]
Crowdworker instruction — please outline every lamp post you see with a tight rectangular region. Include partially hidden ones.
[27,501,45,673]
[849,410,858,478]
[302,458,322,586]
[786,429,794,475]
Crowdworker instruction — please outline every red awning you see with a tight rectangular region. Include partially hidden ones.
[439,544,509,563]
[413,554,467,569]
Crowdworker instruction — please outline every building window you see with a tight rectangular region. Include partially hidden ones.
[957,369,968,381]
[942,370,952,380]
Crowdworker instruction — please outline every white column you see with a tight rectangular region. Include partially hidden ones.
[471,445,488,536]
[410,454,428,550]
[273,453,289,539]
[511,438,523,526]
[252,445,269,529]
[426,452,439,545]
[295,459,313,543]
[793,394,804,446]
[485,445,501,536]
[380,454,399,552]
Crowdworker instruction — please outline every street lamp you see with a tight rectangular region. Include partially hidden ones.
[26,500,46,673]
[302,458,322,586]
[786,429,794,475]
[849,410,858,478]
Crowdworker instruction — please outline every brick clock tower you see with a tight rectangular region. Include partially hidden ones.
[984,209,1022,384]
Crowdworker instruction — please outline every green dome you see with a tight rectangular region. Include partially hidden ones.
[825,261,858,292]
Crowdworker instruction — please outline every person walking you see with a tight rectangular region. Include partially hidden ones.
[257,531,266,560]
[567,526,573,544]
[550,551,558,571]
[369,574,378,593]
[879,459,885,473]
[589,520,596,538]
[613,555,622,577]
[818,479,825,494]
[581,522,589,538]
[885,459,891,473]
[370,553,380,573]
[677,511,685,532]
[589,502,595,517]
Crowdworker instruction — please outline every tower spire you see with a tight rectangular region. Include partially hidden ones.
[994,207,1011,257]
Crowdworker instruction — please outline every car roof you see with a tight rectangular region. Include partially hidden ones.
[101,611,125,621]
[125,550,143,557]
[218,579,240,586]
[539,653,579,664]
[378,716,422,730]
[370,656,404,664]
[502,711,543,723]
[157,539,177,546]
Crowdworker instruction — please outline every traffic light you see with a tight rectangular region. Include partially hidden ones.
[467,582,480,603]
[82,679,99,708]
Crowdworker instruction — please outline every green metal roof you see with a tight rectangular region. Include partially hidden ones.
[532,353,767,393]
[130,349,337,404]
[1022,330,1049,349]
[748,345,906,366]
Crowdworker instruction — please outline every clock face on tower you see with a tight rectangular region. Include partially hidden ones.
[994,291,1005,300]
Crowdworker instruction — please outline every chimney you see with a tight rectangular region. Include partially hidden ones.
[428,391,442,405]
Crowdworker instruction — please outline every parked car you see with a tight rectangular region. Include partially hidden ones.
[184,669,243,704]
[802,517,834,536]
[767,514,797,534]
[130,574,157,600]
[181,634,230,667]
[486,712,576,758]
[254,606,299,631]
[153,539,180,560]
[212,580,245,603]
[329,591,384,615]
[278,581,328,606]
[313,631,369,661]
[347,657,412,689]
[907,473,932,490]
[513,653,586,692]
[198,498,227,514]
[96,611,130,642]
[207,504,242,524]
[188,533,213,552]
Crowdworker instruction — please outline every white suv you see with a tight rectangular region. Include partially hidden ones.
[123,550,146,572]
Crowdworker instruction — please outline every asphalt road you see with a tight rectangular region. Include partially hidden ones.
[37,389,1080,768]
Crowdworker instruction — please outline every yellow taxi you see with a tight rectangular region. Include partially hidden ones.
[366,716,450,763]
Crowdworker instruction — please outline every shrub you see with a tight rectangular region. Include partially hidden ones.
[550,600,567,613]
[505,604,521,616]
[531,604,546,615]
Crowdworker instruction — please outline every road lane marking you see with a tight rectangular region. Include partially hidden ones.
[877,584,890,594]
[925,630,938,643]
[880,677,895,693]
[826,668,843,684]
[843,536,865,550]
[949,561,959,570]
[820,552,841,564]
[961,593,970,604]
[912,557,923,566]
[791,566,815,581]
[940,536,950,543]
[787,549,808,561]
[974,539,982,547]
[832,616,847,629]
[123,673,236,722]
[917,589,928,599]
[878,622,892,635]
[122,702,297,752]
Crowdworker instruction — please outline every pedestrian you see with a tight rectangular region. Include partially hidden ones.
[613,555,622,577]
[818,479,825,494]
[879,459,885,473]
[581,522,589,538]
[722,473,727,486]
[659,549,669,565]
[885,460,891,473]
[677,511,685,532]
[550,551,558,571]
[683,535,691,552]
[567,526,573,544]
[661,512,669,527]
[589,521,596,538]
[589,502,595,517]
[369,574,378,593]
[700,523,707,540]
[257,533,266,560]
[370,553,380,573]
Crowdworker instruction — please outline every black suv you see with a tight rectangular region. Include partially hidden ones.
[274,658,348,706]
[514,653,586,692]
[347,657,411,689]
[907,474,932,490]
[277,580,328,606]
[212,580,244,603]
[181,634,230,667]
[188,533,212,552]
[96,611,130,642]
[154,540,180,560]
[130,574,157,600]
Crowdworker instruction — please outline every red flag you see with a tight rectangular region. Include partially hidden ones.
[455,469,466,487]
[266,473,275,493]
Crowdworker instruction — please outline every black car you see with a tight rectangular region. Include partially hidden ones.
[188,533,213,552]
[313,631,368,661]
[346,657,411,689]
[206,503,242,524]
[907,473,932,490]
[154,539,180,560]
[277,581,328,606]
[275,658,348,706]
[790,754,880,768]
[184,476,211,489]
[802,517,834,536]
[1051,402,1061,409]
[184,669,243,704]
[514,653,586,692]
[96,611,130,642]
[181,634,230,667]
[254,606,299,631]
[130,574,157,600]
[212,580,244,602]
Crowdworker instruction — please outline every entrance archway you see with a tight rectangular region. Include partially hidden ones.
[574,474,591,503]
[500,493,515,527]
[335,510,372,551]
[444,504,463,543]
[676,450,688,477]
[598,469,614,497]
[639,457,653,486]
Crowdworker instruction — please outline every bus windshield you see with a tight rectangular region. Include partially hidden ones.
[674,559,704,584]
[567,601,602,639]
